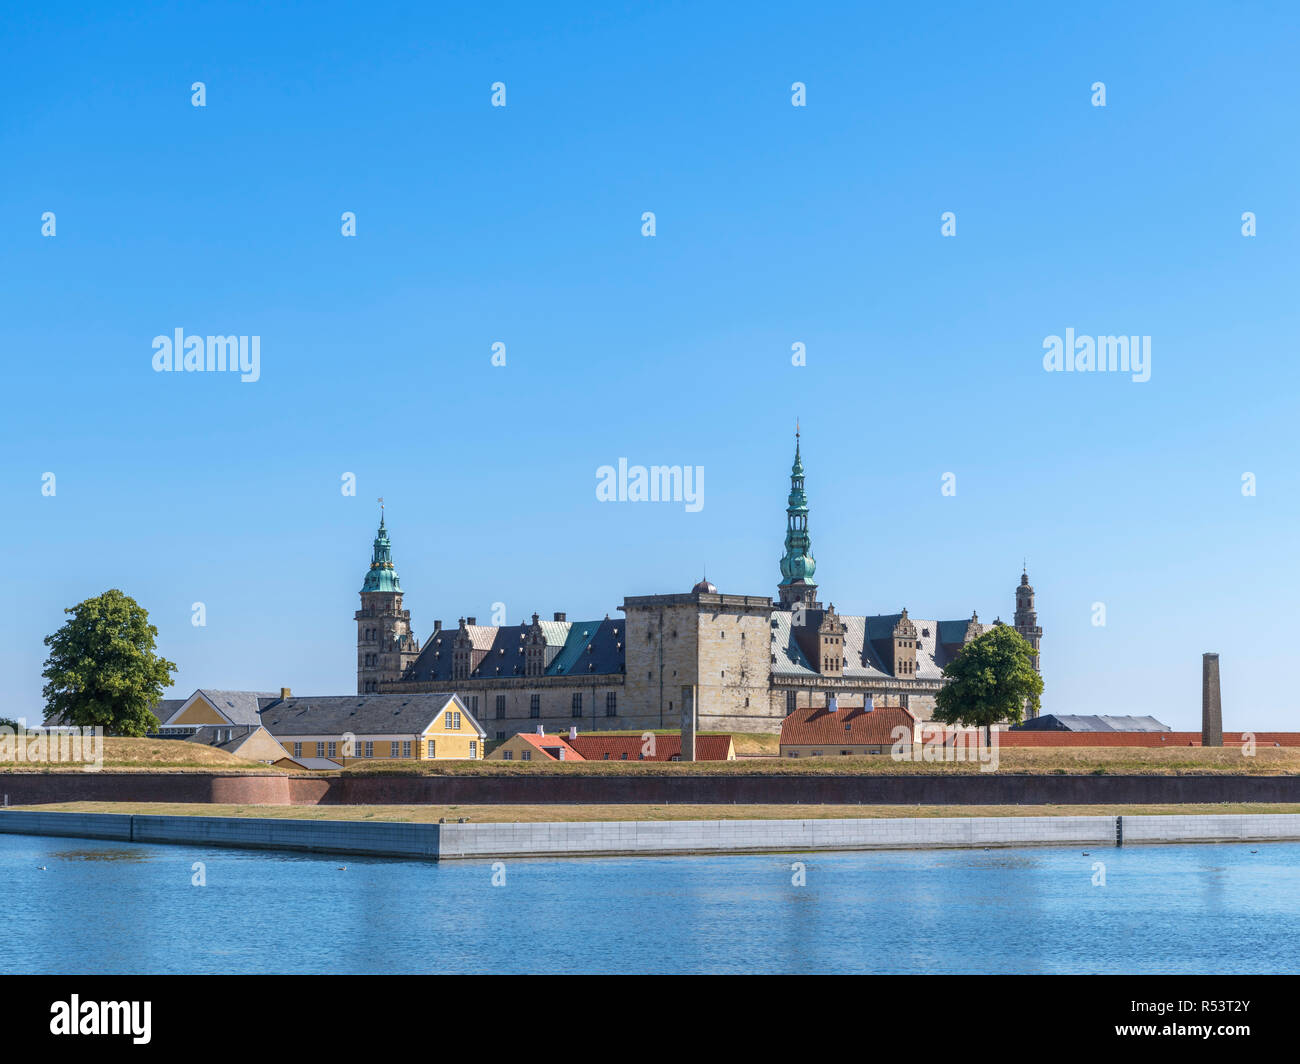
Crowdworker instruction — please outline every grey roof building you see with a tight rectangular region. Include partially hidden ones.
[258,692,477,738]
[1013,714,1169,733]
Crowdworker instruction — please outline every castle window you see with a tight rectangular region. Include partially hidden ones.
[786,691,797,712]
[571,693,583,717]
[605,692,617,716]
[496,695,506,719]
[530,694,540,718]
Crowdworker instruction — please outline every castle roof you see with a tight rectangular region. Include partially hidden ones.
[770,610,978,681]
[408,617,624,681]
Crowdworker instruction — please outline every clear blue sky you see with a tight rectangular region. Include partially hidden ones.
[3,1,1297,730]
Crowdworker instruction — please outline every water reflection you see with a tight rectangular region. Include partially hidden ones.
[52,848,154,863]
[1,835,1297,974]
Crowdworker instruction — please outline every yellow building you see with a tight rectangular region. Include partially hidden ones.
[156,688,485,763]
[258,691,485,762]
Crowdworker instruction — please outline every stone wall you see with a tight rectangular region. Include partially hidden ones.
[6,810,1300,861]
[8,771,1300,808]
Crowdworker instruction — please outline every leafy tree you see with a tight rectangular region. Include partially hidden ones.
[933,623,1044,743]
[41,589,177,736]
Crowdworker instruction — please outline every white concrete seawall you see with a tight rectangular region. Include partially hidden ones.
[1,810,1299,859]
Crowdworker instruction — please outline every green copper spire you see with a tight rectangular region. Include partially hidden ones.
[361,506,403,593]
[779,424,817,603]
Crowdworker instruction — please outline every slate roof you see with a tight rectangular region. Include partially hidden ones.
[42,697,186,730]
[258,693,482,737]
[186,724,260,749]
[780,704,917,747]
[770,610,975,680]
[188,690,279,726]
[1013,714,1171,733]
[407,618,625,682]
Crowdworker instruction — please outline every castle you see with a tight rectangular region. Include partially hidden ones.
[356,431,1043,737]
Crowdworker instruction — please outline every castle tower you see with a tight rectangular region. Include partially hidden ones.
[354,508,420,694]
[778,425,821,610]
[1014,566,1043,675]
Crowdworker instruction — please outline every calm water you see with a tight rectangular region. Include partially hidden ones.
[1,833,1297,973]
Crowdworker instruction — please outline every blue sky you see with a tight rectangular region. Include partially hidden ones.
[2,1,1298,729]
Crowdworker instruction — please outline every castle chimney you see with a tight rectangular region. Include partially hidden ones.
[280,687,291,699]
[1202,652,1223,747]
[434,620,442,632]
[466,616,476,626]
[554,611,566,622]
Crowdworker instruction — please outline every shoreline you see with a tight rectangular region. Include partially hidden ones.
[3,808,1300,861]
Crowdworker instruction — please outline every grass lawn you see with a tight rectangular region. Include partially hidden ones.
[11,801,1300,823]
[5,738,1298,776]
[0,737,291,773]
[344,746,1300,776]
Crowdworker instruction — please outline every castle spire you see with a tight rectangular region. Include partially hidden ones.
[778,425,819,609]
[1014,564,1042,679]
[361,508,402,593]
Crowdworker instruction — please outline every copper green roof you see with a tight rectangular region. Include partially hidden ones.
[361,513,403,593]
[779,432,817,585]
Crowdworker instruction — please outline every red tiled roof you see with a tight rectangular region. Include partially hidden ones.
[514,732,585,760]
[780,705,917,747]
[567,734,734,761]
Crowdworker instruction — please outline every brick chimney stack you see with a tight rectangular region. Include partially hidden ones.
[1202,653,1223,747]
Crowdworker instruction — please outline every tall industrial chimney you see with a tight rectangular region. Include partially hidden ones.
[1202,652,1222,747]
[680,685,697,762]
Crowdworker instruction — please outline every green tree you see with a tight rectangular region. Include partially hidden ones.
[933,624,1044,743]
[41,589,177,736]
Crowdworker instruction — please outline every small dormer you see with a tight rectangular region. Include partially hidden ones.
[525,612,547,677]
[892,608,918,677]
[818,603,846,677]
[452,619,472,680]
